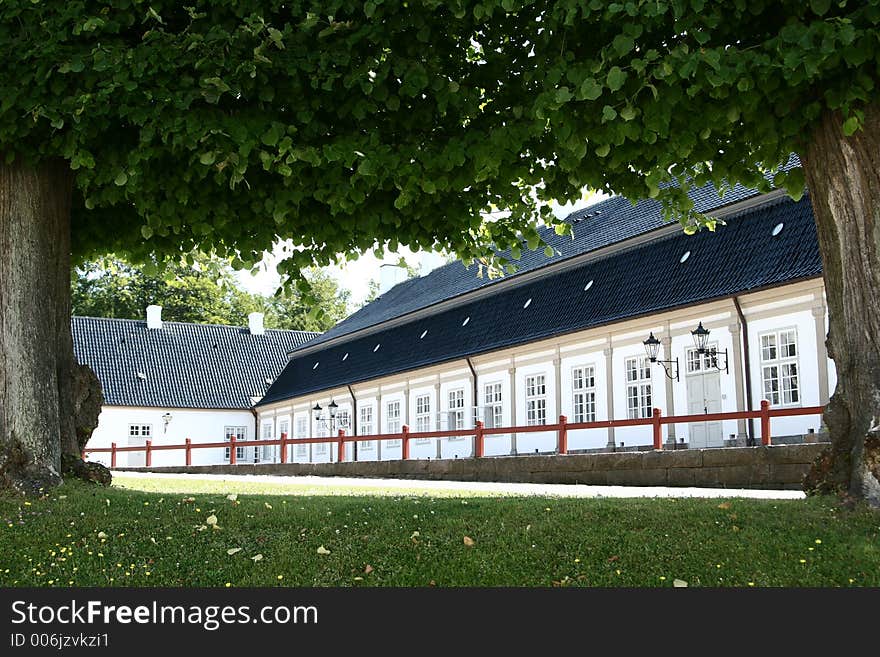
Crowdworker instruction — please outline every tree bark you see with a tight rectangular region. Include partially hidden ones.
[802,102,880,507]
[0,158,76,494]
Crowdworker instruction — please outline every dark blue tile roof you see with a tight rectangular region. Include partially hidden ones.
[260,194,820,406]
[72,317,317,409]
[304,158,801,351]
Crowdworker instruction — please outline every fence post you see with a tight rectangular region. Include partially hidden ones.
[229,435,237,465]
[558,415,568,455]
[145,440,152,467]
[338,429,346,463]
[81,449,86,461]
[402,425,410,460]
[280,432,288,464]
[185,438,192,466]
[110,442,117,469]
[474,420,484,458]
[760,400,771,446]
[652,408,663,450]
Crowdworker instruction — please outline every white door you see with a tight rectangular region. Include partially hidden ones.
[686,349,723,448]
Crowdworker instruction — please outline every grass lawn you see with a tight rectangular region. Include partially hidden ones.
[1,476,877,588]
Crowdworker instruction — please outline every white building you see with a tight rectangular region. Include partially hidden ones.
[75,308,317,467]
[256,181,833,462]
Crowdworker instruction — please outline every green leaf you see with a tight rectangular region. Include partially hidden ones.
[141,225,153,240]
[199,151,217,166]
[595,144,611,157]
[114,172,128,186]
[602,105,617,122]
[606,66,627,91]
[555,86,573,104]
[842,116,860,136]
[619,105,636,121]
[543,245,554,257]
[612,35,634,56]
[579,77,603,101]
[810,0,831,16]
[364,2,377,18]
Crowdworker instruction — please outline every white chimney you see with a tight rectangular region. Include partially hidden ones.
[378,263,408,295]
[146,305,162,330]
[248,312,265,335]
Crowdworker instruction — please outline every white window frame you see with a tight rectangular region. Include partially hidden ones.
[415,394,433,442]
[525,374,547,426]
[571,365,597,424]
[277,417,291,461]
[447,388,466,436]
[260,421,275,463]
[128,424,152,439]
[295,416,308,459]
[224,425,248,462]
[483,382,503,429]
[359,405,375,451]
[314,416,328,456]
[625,356,652,419]
[760,328,801,407]
[385,400,401,447]
[685,345,717,374]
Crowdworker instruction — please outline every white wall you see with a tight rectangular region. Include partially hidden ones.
[87,407,255,468]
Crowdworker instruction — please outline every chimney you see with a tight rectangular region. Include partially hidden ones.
[146,305,162,330]
[378,263,408,295]
[248,312,265,335]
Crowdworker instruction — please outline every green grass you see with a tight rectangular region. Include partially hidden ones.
[1,477,877,587]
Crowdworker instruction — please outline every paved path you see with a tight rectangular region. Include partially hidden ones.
[114,471,805,499]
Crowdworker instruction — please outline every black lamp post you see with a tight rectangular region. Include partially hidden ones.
[313,399,347,432]
[643,332,679,381]
[690,322,729,373]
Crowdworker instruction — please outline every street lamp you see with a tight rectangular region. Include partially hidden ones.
[643,332,679,381]
[690,322,729,373]
[313,400,348,432]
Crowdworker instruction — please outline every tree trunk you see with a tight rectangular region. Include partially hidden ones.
[0,158,76,494]
[802,102,880,507]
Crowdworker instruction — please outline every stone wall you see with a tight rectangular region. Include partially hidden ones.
[119,443,827,490]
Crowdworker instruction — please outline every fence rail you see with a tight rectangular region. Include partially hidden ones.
[84,400,824,467]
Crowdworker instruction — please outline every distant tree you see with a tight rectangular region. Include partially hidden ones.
[72,254,349,331]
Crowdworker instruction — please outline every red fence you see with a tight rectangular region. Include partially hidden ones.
[84,400,824,467]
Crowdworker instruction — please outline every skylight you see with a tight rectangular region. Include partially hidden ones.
[373,343,381,352]
[772,222,784,236]
[523,298,532,309]
[679,251,691,263]
[312,362,319,370]
[420,329,428,339]
[462,317,470,326]
[342,353,349,361]
[584,280,594,291]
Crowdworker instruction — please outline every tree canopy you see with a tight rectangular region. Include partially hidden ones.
[71,254,350,331]
[3,0,875,282]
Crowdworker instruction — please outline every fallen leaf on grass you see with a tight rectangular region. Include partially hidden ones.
[463,536,475,547]
[364,564,374,574]
[226,494,238,502]
[206,514,218,526]
[182,497,195,504]
[227,548,242,556]
[607,555,619,563]
[265,503,272,509]
[673,579,688,588]
[251,554,263,562]
[317,546,331,555]
[97,532,107,540]
[717,502,731,510]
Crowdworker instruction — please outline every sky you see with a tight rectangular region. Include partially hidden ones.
[235,192,606,307]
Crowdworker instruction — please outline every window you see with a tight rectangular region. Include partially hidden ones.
[686,347,716,374]
[278,418,290,461]
[224,425,248,462]
[525,374,547,426]
[128,424,152,439]
[295,417,308,458]
[359,405,374,451]
[260,421,274,463]
[761,329,800,406]
[448,389,466,433]
[335,409,350,433]
[572,366,596,423]
[484,383,503,429]
[385,400,401,447]
[415,394,433,443]
[625,357,652,419]
[314,416,328,456]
